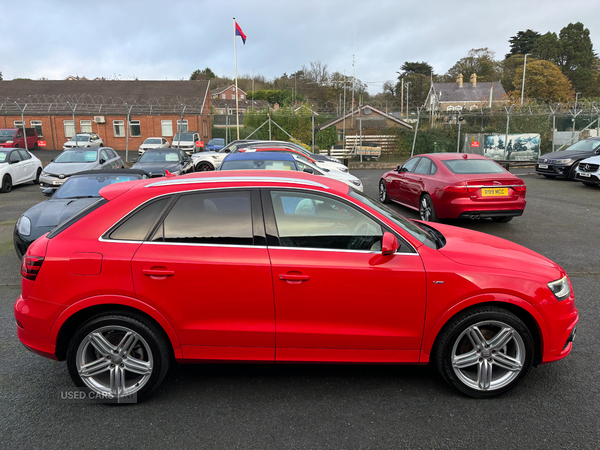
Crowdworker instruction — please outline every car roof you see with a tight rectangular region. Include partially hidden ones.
[99,169,349,201]
[70,169,148,177]
[418,153,489,161]
[143,147,180,152]
[223,152,295,161]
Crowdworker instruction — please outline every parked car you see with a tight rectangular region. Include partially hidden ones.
[574,155,600,186]
[536,137,600,180]
[131,148,194,177]
[0,148,43,193]
[379,153,526,223]
[293,156,364,192]
[171,131,203,155]
[219,152,300,171]
[138,137,170,155]
[63,133,104,150]
[15,170,578,401]
[13,169,148,259]
[39,147,124,190]
[240,146,349,173]
[239,140,346,169]
[190,141,249,171]
[205,138,225,151]
[0,128,39,150]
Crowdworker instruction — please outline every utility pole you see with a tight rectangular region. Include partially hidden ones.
[14,102,28,151]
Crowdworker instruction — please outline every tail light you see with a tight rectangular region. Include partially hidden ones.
[513,185,526,193]
[21,255,44,281]
[443,183,469,193]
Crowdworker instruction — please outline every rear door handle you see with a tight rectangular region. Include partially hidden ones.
[143,268,175,277]
[279,274,310,282]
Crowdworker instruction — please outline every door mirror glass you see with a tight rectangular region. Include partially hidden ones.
[382,232,398,256]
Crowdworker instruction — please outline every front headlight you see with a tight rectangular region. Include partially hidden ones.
[350,180,362,187]
[41,171,48,177]
[554,159,572,164]
[170,170,181,176]
[548,276,571,301]
[17,216,31,236]
[329,157,341,163]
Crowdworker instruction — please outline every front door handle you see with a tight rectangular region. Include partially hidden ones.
[143,268,175,278]
[279,274,310,282]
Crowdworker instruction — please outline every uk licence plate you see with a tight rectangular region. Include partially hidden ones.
[579,172,591,177]
[539,164,548,169]
[481,187,509,196]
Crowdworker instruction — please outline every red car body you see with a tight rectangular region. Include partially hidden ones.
[379,153,526,222]
[14,171,577,399]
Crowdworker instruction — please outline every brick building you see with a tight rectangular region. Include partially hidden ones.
[0,80,211,151]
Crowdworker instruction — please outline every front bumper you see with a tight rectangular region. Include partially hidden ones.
[575,172,600,184]
[535,163,574,178]
[39,174,68,189]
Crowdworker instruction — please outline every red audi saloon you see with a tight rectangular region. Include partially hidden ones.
[379,153,526,222]
[15,170,577,401]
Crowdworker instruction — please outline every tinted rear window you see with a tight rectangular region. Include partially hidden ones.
[107,197,171,241]
[443,159,505,174]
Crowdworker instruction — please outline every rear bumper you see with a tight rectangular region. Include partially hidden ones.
[17,327,58,360]
[457,209,524,219]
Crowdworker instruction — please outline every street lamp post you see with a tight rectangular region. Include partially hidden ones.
[520,53,531,106]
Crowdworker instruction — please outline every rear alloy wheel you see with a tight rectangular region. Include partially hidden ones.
[379,180,391,203]
[419,194,438,222]
[434,306,534,398]
[491,216,513,223]
[67,314,170,402]
[33,168,42,184]
[195,161,214,172]
[1,174,12,193]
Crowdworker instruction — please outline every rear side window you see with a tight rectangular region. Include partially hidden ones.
[150,191,253,245]
[18,150,32,160]
[414,158,433,175]
[107,197,171,241]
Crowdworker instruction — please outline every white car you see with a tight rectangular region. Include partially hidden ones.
[190,146,235,171]
[575,155,600,186]
[138,137,170,155]
[0,148,43,193]
[63,133,104,150]
[240,147,350,173]
[293,157,363,191]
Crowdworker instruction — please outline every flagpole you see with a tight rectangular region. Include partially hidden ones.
[233,17,240,140]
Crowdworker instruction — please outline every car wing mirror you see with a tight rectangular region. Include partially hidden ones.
[382,232,398,256]
[303,168,314,174]
[42,188,55,197]
[99,158,106,164]
[131,158,138,163]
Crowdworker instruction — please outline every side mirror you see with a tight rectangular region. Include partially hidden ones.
[303,168,314,174]
[131,158,138,163]
[42,188,55,197]
[381,232,398,256]
[394,165,401,172]
[595,148,600,155]
[99,158,106,165]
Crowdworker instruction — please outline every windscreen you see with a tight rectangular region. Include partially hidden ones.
[139,151,181,163]
[0,130,15,138]
[173,133,194,142]
[54,174,142,199]
[144,138,161,144]
[54,150,98,163]
[565,139,600,152]
[220,159,297,171]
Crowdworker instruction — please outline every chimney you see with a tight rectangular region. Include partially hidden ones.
[457,74,463,88]
[470,73,477,87]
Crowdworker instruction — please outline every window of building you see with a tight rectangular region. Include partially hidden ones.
[14,121,24,129]
[80,120,93,133]
[150,191,253,245]
[129,120,141,137]
[221,94,226,99]
[64,120,75,138]
[240,94,245,99]
[161,120,173,137]
[176,120,188,133]
[113,120,125,137]
[30,120,43,137]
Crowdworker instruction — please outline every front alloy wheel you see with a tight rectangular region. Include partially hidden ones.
[67,314,170,402]
[434,307,534,398]
[379,180,390,203]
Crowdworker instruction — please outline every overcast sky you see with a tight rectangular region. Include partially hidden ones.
[3,0,600,94]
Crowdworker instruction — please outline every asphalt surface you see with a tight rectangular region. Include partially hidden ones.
[1,157,599,449]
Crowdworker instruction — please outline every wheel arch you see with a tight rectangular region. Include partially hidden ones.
[52,297,182,361]
[195,160,214,171]
[424,298,546,366]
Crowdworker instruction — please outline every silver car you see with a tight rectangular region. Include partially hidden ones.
[39,147,124,190]
[63,133,104,150]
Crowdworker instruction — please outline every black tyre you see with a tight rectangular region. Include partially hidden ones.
[33,168,42,184]
[491,216,513,223]
[33,142,39,150]
[433,306,534,398]
[419,194,438,222]
[568,166,578,181]
[542,174,556,179]
[66,313,170,402]
[195,161,214,172]
[379,180,391,204]
[1,174,12,193]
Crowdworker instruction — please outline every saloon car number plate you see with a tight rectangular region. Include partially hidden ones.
[579,172,591,177]
[481,187,509,196]
[538,164,549,169]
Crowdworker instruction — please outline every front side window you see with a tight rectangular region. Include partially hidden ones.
[151,191,253,245]
[80,120,93,133]
[270,191,383,251]
[161,120,173,137]
[400,157,420,173]
[129,120,141,137]
[113,120,125,137]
